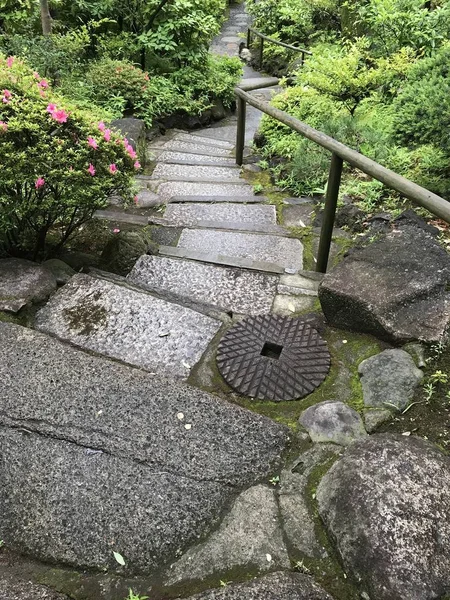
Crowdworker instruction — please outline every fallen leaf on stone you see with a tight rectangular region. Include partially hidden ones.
[288,303,296,312]
[113,228,120,234]
[402,431,411,436]
[182,361,190,369]
[158,331,170,337]
[266,553,272,562]
[177,412,184,420]
[342,340,348,344]
[113,551,125,566]
[185,423,192,430]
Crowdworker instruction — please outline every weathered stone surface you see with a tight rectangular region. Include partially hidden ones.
[110,117,146,162]
[317,434,450,600]
[364,408,392,432]
[170,194,266,204]
[358,349,423,411]
[35,274,221,378]
[163,203,277,227]
[319,226,450,343]
[283,203,315,228]
[172,132,235,149]
[157,151,236,166]
[0,323,289,572]
[279,444,342,559]
[165,485,290,585]
[128,255,278,315]
[100,230,158,275]
[152,163,242,182]
[183,572,336,600]
[42,259,75,285]
[0,258,57,312]
[178,229,303,271]
[0,574,69,600]
[272,295,317,316]
[151,139,233,157]
[151,181,254,202]
[299,401,367,446]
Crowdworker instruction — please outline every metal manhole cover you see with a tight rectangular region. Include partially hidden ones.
[216,315,330,402]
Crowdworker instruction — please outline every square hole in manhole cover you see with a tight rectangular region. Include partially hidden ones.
[260,341,283,360]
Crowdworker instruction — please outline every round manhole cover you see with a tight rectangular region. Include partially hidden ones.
[216,315,330,402]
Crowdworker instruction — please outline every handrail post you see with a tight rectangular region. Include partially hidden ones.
[316,153,343,273]
[236,95,246,166]
[247,28,251,48]
[301,51,305,66]
[258,37,264,68]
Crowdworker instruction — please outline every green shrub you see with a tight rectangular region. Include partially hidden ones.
[0,55,137,257]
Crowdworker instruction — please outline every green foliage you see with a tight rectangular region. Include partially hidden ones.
[125,590,148,600]
[0,55,136,257]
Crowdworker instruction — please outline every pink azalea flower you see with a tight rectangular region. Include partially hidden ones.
[2,89,12,104]
[35,177,45,189]
[33,71,41,79]
[113,228,120,233]
[39,90,46,98]
[87,163,96,176]
[109,163,118,175]
[0,121,7,133]
[126,145,137,159]
[6,56,14,68]
[87,136,98,150]
[134,161,141,170]
[38,79,49,89]
[51,109,68,124]
[46,103,57,113]
[103,129,111,142]
[98,121,106,131]
[133,195,139,205]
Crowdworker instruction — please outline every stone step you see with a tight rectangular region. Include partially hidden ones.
[155,151,237,167]
[172,131,235,149]
[177,229,303,272]
[128,255,278,316]
[149,139,234,158]
[159,245,286,274]
[35,273,222,379]
[151,163,242,183]
[170,195,268,204]
[163,203,278,227]
[95,210,149,226]
[193,126,237,144]
[149,181,256,203]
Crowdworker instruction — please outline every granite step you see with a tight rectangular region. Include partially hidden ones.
[35,273,222,379]
[148,139,233,157]
[151,163,242,183]
[177,228,303,272]
[155,151,237,167]
[149,181,256,203]
[171,132,235,149]
[128,255,278,316]
[169,195,268,204]
[161,202,277,227]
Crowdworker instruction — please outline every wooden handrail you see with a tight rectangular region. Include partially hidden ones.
[247,27,312,55]
[234,84,450,273]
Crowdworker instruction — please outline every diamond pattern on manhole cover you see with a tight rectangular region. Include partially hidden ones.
[216,315,330,402]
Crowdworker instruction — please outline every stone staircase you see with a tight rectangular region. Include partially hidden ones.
[37,125,321,382]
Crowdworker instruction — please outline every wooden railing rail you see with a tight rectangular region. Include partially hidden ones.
[246,27,312,67]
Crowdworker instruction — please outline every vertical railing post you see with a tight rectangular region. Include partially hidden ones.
[258,37,264,68]
[236,95,246,166]
[301,51,305,66]
[247,28,251,49]
[316,153,343,273]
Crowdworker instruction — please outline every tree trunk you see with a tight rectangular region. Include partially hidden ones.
[40,0,52,35]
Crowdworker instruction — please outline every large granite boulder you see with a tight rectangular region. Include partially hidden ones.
[0,323,289,574]
[317,434,450,600]
[0,258,56,312]
[184,572,335,599]
[0,574,69,600]
[318,222,450,343]
[110,117,146,164]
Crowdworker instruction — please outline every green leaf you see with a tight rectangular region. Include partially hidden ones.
[113,551,126,566]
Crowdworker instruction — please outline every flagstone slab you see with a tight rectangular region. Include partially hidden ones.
[151,163,242,182]
[172,132,235,149]
[35,274,221,378]
[0,323,289,574]
[128,255,278,315]
[156,151,237,166]
[163,203,277,227]
[177,229,303,272]
[151,181,255,202]
[151,140,233,157]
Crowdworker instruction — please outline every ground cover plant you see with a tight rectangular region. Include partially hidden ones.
[248,0,450,213]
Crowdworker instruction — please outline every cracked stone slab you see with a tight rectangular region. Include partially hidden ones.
[183,572,336,600]
[150,181,254,202]
[35,273,221,379]
[150,139,233,157]
[0,323,289,573]
[177,229,303,272]
[151,163,242,182]
[156,151,237,166]
[165,485,290,586]
[128,255,278,315]
[0,258,57,313]
[163,203,277,227]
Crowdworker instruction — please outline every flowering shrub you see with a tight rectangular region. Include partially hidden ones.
[0,54,138,257]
